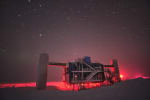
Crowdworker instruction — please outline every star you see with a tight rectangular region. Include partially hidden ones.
[17,14,21,17]
[39,33,43,37]
[27,0,31,3]
[39,4,42,7]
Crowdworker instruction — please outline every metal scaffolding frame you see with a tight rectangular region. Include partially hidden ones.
[36,54,121,90]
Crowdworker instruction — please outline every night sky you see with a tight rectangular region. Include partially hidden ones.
[0,0,150,82]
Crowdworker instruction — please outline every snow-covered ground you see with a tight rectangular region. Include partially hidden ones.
[0,78,150,100]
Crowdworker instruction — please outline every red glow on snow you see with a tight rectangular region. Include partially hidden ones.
[134,75,150,79]
[0,82,36,88]
[55,82,101,91]
[0,82,101,91]
[119,70,150,80]
[1,75,149,90]
[1,65,149,91]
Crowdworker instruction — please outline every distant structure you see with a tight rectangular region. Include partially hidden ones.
[36,54,121,90]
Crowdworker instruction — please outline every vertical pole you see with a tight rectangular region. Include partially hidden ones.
[112,59,121,82]
[36,53,49,89]
[81,61,83,81]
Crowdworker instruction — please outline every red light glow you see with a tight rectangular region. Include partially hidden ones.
[0,82,102,91]
[0,82,36,88]
[134,75,150,79]
[120,74,124,79]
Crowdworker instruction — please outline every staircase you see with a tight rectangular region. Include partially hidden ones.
[86,70,99,81]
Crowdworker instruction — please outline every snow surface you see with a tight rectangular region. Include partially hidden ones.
[0,78,150,100]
